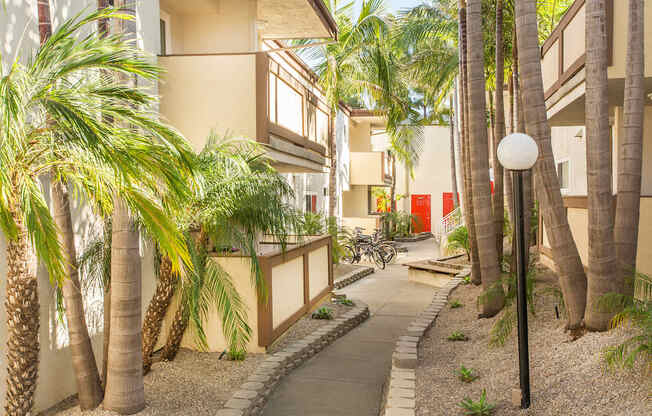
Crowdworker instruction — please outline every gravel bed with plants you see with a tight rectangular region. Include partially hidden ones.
[416,267,651,416]
[44,349,266,416]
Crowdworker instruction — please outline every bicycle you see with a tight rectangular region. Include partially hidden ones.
[342,228,388,269]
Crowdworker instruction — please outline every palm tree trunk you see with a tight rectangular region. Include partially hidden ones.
[467,0,504,316]
[4,208,39,416]
[458,0,481,285]
[584,0,618,331]
[51,182,104,409]
[514,0,587,329]
[449,95,459,209]
[142,255,177,373]
[615,0,644,296]
[492,0,506,261]
[329,111,337,217]
[101,220,112,387]
[104,196,146,414]
[390,153,397,211]
[160,301,189,361]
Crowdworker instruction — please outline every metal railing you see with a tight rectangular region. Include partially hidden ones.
[436,207,463,242]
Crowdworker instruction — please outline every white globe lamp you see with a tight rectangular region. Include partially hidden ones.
[497,133,539,171]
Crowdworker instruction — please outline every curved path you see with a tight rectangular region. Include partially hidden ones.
[262,240,438,416]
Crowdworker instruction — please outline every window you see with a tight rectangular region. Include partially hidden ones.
[159,19,166,55]
[368,186,390,215]
[305,194,317,213]
[556,159,570,192]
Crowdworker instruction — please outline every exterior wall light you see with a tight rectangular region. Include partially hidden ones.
[497,132,539,410]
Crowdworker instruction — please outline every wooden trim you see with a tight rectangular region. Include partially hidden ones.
[306,0,338,40]
[257,257,273,347]
[271,304,310,343]
[327,238,334,286]
[544,54,585,100]
[267,236,331,267]
[541,0,585,56]
[563,195,588,208]
[256,52,270,145]
[269,122,327,156]
[309,285,332,305]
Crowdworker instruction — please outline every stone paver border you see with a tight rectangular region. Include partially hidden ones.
[334,266,375,289]
[381,270,469,416]
[217,300,370,416]
[394,233,433,243]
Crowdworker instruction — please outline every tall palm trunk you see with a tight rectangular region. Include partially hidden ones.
[515,64,533,257]
[492,0,506,261]
[142,255,177,373]
[4,208,39,416]
[467,0,504,316]
[160,302,189,361]
[390,153,397,211]
[458,0,481,285]
[104,197,146,414]
[329,112,337,217]
[449,95,459,208]
[104,2,146,412]
[51,183,104,409]
[38,0,104,407]
[584,0,618,331]
[615,0,644,296]
[514,0,587,329]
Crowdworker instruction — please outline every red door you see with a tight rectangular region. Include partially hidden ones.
[442,192,459,217]
[411,194,431,233]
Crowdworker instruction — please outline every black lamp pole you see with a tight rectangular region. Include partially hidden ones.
[512,169,531,409]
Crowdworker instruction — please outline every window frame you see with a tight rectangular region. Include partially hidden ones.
[556,157,570,194]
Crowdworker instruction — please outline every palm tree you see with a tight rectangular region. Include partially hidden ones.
[584,0,618,331]
[514,0,587,330]
[1,8,195,414]
[457,0,482,285]
[467,0,504,316]
[615,0,644,297]
[492,0,506,260]
[36,1,103,409]
[449,95,459,208]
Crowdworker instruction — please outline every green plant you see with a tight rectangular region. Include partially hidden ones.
[299,211,325,235]
[228,349,246,361]
[450,300,463,309]
[447,331,469,342]
[312,307,334,320]
[458,390,496,415]
[327,216,352,265]
[457,365,478,383]
[597,273,651,373]
[447,225,470,260]
[336,299,355,306]
[382,210,418,239]
[461,275,472,285]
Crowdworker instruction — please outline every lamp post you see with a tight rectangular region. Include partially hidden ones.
[497,133,539,409]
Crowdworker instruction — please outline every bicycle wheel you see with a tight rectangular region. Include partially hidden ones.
[342,245,356,264]
[372,249,386,270]
[379,243,397,264]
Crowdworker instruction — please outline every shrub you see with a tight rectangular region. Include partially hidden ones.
[228,349,246,361]
[312,307,334,320]
[457,365,479,383]
[447,226,470,260]
[336,299,355,306]
[299,211,325,235]
[458,390,495,415]
[450,300,463,309]
[447,331,469,342]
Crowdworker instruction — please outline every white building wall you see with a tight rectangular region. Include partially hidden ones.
[0,1,161,412]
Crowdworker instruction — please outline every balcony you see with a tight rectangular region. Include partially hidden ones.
[349,151,393,186]
[159,52,331,172]
[542,0,652,125]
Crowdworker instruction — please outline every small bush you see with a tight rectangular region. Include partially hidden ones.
[461,275,472,285]
[447,225,470,260]
[458,390,495,415]
[336,298,355,306]
[457,365,478,383]
[447,331,469,341]
[450,300,463,309]
[228,349,246,361]
[312,307,334,320]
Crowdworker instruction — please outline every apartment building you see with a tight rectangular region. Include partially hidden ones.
[538,0,652,276]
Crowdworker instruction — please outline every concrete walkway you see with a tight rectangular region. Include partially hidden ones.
[261,240,439,416]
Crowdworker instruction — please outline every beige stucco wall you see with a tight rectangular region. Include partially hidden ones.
[0,1,160,412]
[550,126,588,195]
[342,185,370,218]
[350,152,384,185]
[562,4,585,73]
[159,54,257,151]
[349,120,373,152]
[608,0,652,79]
[542,40,560,91]
[308,246,329,301]
[271,256,304,329]
[160,0,258,54]
[341,217,380,235]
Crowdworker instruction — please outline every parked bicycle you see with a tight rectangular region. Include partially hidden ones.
[342,228,398,269]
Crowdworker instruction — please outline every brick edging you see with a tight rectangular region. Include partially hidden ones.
[394,233,433,243]
[333,266,374,289]
[217,301,370,416]
[381,272,468,416]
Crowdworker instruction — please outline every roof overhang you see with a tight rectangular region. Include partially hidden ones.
[258,0,338,40]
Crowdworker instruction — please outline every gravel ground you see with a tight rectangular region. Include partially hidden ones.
[43,349,265,415]
[417,267,651,416]
[267,299,355,353]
